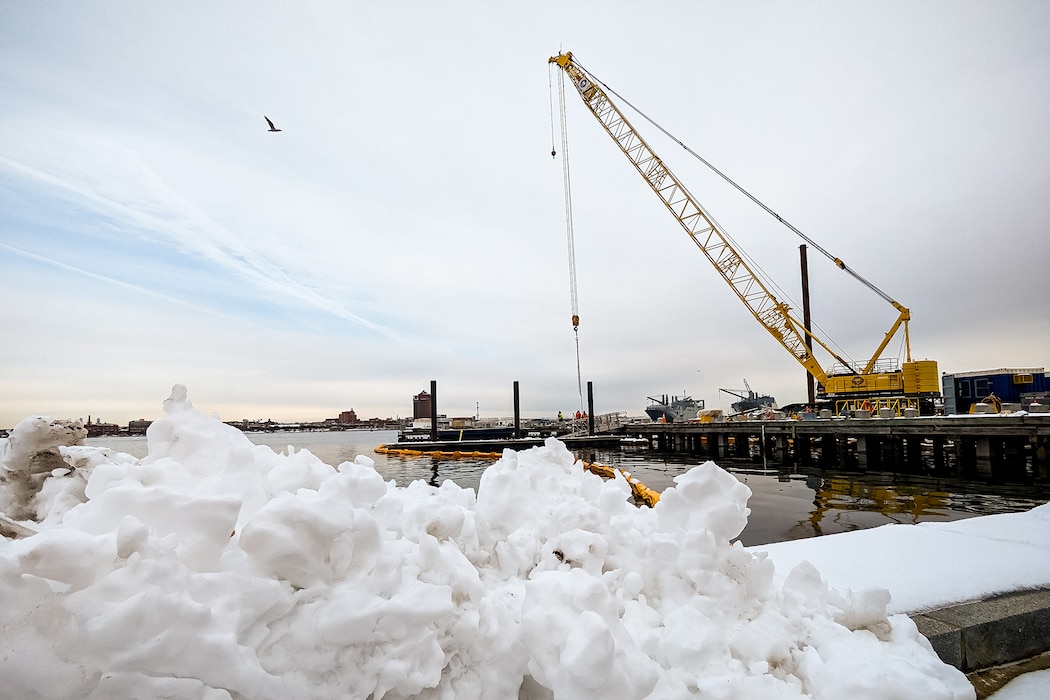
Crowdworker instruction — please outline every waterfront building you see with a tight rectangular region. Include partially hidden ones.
[941,367,1049,414]
[413,390,433,420]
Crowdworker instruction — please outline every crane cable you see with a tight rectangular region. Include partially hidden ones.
[574,59,898,309]
[551,65,585,410]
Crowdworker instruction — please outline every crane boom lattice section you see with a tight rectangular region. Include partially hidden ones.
[551,53,843,383]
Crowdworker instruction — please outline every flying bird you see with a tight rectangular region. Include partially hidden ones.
[265,116,281,132]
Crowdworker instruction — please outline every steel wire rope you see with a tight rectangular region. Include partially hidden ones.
[552,65,585,411]
[574,60,898,307]
[571,59,869,370]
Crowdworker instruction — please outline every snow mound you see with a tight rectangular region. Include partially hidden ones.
[0,385,974,699]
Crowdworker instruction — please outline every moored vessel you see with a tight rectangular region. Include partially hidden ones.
[645,394,704,423]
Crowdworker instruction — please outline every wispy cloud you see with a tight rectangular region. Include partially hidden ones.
[1,154,394,335]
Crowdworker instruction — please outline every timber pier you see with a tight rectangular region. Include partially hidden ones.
[622,414,1050,479]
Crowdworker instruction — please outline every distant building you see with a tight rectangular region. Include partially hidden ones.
[128,419,152,435]
[338,409,358,424]
[413,390,433,419]
[942,367,1049,414]
[85,416,121,437]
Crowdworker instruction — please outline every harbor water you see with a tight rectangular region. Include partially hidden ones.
[86,429,1050,547]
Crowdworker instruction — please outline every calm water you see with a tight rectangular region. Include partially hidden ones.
[85,430,1049,547]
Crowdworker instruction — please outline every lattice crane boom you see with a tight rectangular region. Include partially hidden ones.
[549,51,939,412]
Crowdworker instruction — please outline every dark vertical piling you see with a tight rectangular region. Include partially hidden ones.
[430,379,438,442]
[933,436,947,472]
[797,435,813,467]
[819,435,839,468]
[587,381,595,436]
[905,437,923,473]
[513,381,521,439]
[800,244,815,406]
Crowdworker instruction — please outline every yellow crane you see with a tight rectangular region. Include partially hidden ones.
[549,51,940,415]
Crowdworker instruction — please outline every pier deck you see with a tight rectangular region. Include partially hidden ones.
[623,414,1050,477]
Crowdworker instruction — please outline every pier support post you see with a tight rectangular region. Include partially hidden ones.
[975,437,994,478]
[819,435,838,468]
[904,437,922,473]
[1003,437,1027,481]
[587,382,594,436]
[856,436,871,470]
[430,379,438,442]
[1033,436,1049,480]
[956,437,976,476]
[776,434,790,463]
[887,437,902,471]
[796,435,813,467]
[734,435,749,458]
[933,436,947,472]
[763,433,774,461]
[513,381,520,439]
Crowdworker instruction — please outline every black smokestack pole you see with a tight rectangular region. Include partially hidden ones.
[513,380,521,439]
[800,245,815,405]
[430,379,438,441]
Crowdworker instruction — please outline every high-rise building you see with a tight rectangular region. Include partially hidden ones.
[413,390,432,419]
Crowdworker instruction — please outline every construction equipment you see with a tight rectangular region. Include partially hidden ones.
[549,51,940,415]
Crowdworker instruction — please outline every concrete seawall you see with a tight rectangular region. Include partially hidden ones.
[914,588,1050,697]
[912,588,1050,671]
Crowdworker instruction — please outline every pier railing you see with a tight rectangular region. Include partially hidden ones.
[561,411,632,437]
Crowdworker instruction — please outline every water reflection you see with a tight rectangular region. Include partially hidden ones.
[84,431,1049,547]
[586,449,1049,546]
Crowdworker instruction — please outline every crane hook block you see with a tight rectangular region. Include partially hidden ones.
[572,314,580,330]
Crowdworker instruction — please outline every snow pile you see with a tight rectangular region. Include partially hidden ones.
[0,386,974,699]
[0,415,87,522]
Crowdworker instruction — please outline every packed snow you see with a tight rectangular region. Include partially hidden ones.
[752,507,1050,615]
[0,385,989,698]
[987,669,1050,699]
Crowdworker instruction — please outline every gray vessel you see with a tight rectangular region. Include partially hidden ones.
[719,379,776,415]
[644,394,704,423]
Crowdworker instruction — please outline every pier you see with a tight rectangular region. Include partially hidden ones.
[623,414,1050,479]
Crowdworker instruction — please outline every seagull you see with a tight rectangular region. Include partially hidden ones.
[265,116,281,132]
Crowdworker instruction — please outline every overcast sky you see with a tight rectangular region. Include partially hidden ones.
[2,1,1048,427]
